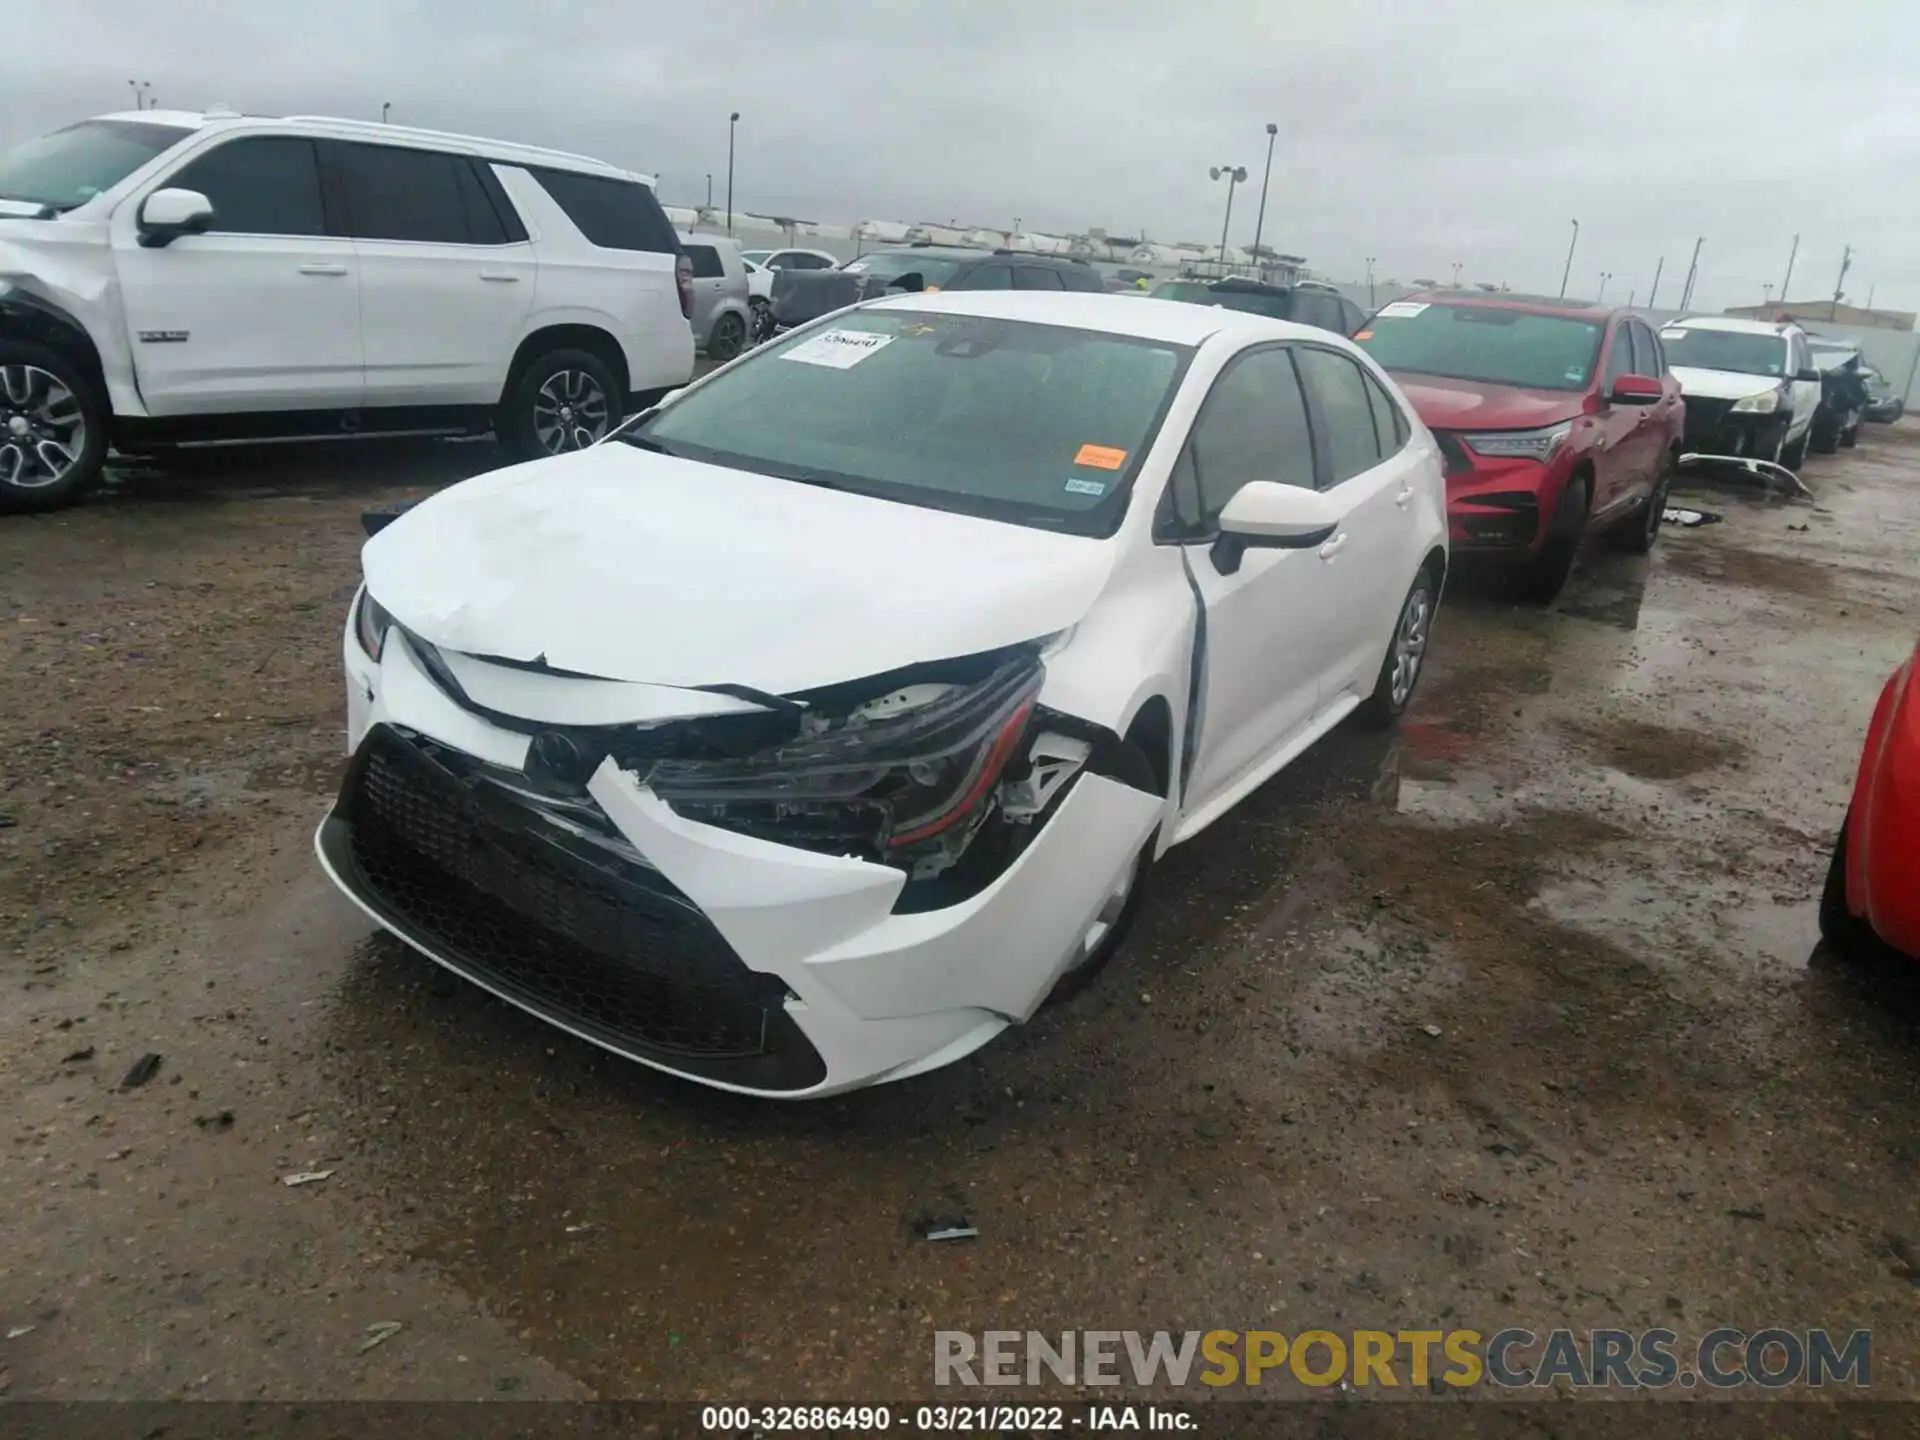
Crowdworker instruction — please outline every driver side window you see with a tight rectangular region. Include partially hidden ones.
[1164,347,1316,538]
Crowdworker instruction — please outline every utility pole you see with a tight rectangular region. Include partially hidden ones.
[1250,123,1278,276]
[1627,289,1636,309]
[1647,256,1664,309]
[1559,219,1579,299]
[1365,256,1376,310]
[1867,283,1876,310]
[1678,237,1704,312]
[1831,244,1852,320]
[705,173,713,209]
[1780,233,1800,303]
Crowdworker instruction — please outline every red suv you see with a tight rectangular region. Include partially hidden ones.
[1355,293,1684,600]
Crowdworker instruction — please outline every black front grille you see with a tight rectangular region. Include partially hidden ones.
[1681,397,1736,446]
[323,725,825,1090]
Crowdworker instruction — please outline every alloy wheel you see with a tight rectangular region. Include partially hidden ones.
[532,370,610,455]
[1389,583,1432,709]
[0,364,87,491]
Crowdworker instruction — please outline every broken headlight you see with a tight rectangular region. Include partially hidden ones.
[355,588,393,660]
[646,655,1043,864]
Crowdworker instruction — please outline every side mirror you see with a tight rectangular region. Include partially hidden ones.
[1609,374,1663,405]
[137,188,214,248]
[1211,481,1340,574]
[1797,368,1822,383]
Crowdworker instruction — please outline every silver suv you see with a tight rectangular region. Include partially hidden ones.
[676,233,753,362]
[0,108,698,511]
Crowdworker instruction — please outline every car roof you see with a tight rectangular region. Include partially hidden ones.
[862,289,1332,347]
[1665,315,1794,337]
[1401,289,1622,320]
[91,109,644,184]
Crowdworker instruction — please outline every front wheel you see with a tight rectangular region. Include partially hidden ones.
[1045,740,1159,1003]
[1516,472,1589,603]
[706,311,747,363]
[498,348,622,462]
[1819,814,1881,961]
[1782,424,1810,471]
[0,341,109,513]
[1356,566,1438,728]
[1613,453,1673,555]
[749,298,775,346]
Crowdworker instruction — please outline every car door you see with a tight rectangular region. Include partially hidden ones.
[1619,320,1674,499]
[1292,345,1422,700]
[682,242,728,343]
[334,141,534,409]
[110,134,363,416]
[1590,321,1645,514]
[1166,344,1332,814]
[1787,332,1821,437]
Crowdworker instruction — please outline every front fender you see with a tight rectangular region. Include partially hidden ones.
[1850,644,1920,956]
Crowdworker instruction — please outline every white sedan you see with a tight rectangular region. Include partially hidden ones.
[317,291,1447,1097]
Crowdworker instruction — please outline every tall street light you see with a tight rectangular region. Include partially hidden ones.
[1365,256,1376,309]
[381,101,392,124]
[726,111,740,235]
[1597,270,1612,302]
[1210,164,1248,267]
[1249,123,1278,274]
[1559,219,1579,299]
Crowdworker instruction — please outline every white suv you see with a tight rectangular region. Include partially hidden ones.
[0,109,697,510]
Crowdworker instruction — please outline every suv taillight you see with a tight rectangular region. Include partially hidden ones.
[675,254,694,321]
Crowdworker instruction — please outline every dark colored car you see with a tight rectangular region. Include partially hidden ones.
[1147,277,1364,336]
[1810,341,1871,451]
[768,246,1103,332]
[1864,367,1906,423]
[1355,291,1684,601]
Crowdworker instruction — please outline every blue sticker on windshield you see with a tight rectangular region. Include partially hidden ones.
[1063,477,1108,497]
[1565,366,1587,382]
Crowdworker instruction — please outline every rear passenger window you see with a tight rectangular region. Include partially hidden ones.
[1013,267,1065,291]
[1184,347,1317,526]
[685,245,724,280]
[1362,371,1406,455]
[958,266,1013,290]
[336,144,472,243]
[1295,347,1383,484]
[527,167,680,254]
[1061,266,1104,293]
[167,136,328,237]
[451,157,516,245]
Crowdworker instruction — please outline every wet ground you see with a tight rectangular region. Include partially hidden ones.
[3,425,1919,1403]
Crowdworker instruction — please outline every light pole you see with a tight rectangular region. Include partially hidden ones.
[1647,256,1665,309]
[1365,256,1376,310]
[128,79,140,110]
[726,111,740,235]
[705,173,713,210]
[1559,219,1579,299]
[1597,270,1612,302]
[1780,233,1800,303]
[1831,244,1852,320]
[1451,261,1463,287]
[381,101,391,124]
[1249,122,1278,275]
[1209,164,1248,267]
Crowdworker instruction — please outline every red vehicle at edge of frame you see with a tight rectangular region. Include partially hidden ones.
[1822,635,1920,962]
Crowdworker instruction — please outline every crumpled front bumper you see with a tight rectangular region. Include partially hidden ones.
[316,628,1163,1097]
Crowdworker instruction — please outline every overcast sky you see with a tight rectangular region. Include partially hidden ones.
[7,0,1917,313]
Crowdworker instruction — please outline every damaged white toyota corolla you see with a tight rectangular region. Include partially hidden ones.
[316,290,1447,1097]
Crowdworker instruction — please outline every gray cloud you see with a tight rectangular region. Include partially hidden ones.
[7,0,1918,312]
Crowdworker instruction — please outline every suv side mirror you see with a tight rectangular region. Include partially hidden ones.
[1796,368,1822,383]
[1608,374,1663,405]
[1211,481,1340,574]
[137,188,215,248]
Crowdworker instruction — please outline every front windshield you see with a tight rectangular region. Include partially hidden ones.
[1659,328,1789,378]
[0,119,188,211]
[622,309,1191,536]
[1356,302,1604,391]
[841,252,967,288]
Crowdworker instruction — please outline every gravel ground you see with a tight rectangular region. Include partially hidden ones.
[2,424,1919,1406]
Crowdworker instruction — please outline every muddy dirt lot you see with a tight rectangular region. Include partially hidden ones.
[3,425,1919,1406]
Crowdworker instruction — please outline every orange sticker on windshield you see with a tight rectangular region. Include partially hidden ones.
[1354,329,1374,340]
[1073,444,1128,471]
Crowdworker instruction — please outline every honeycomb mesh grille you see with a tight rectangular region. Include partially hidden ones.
[344,730,788,1062]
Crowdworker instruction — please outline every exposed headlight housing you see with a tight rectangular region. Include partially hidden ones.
[1461,421,1573,462]
[1730,387,1783,414]
[354,588,393,660]
[647,655,1043,868]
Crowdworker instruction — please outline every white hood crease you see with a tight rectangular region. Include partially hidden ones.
[361,445,1118,697]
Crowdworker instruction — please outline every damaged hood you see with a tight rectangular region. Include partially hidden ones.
[361,445,1117,695]
[1670,366,1781,403]
[1388,374,1583,431]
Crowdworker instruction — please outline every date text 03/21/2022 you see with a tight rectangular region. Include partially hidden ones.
[700,1405,1192,1432]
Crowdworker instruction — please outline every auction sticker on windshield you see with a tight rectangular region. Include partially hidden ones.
[1072,443,1129,470]
[1376,302,1429,319]
[781,330,894,369]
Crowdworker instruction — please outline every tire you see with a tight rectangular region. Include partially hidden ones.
[1612,451,1673,555]
[748,298,775,346]
[1045,739,1160,1003]
[706,311,747,363]
[1812,415,1840,455]
[1819,814,1879,960]
[0,340,109,513]
[1356,565,1438,729]
[1841,417,1860,449]
[1516,471,1589,603]
[497,347,622,462]
[1782,425,1810,471]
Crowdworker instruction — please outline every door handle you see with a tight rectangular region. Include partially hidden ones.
[297,262,347,276]
[479,270,520,282]
[1394,485,1414,508]
[1318,533,1348,561]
